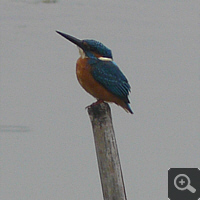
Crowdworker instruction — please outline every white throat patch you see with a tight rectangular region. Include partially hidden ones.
[78,47,87,58]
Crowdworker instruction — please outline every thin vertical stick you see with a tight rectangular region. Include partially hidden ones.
[88,102,127,200]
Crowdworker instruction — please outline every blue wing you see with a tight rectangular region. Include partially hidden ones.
[89,59,131,102]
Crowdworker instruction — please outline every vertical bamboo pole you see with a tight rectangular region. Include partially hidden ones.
[88,102,127,200]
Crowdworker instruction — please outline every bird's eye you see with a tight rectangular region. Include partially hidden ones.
[83,41,91,50]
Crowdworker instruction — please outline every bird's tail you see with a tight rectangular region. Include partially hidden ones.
[124,103,134,114]
[114,98,133,114]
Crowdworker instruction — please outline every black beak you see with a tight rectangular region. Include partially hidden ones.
[56,31,84,49]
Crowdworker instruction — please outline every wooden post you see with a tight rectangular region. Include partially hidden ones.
[88,102,127,200]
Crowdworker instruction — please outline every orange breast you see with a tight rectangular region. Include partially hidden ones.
[76,57,128,109]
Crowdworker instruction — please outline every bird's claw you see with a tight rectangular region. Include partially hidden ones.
[85,99,104,110]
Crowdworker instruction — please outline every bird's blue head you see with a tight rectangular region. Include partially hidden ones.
[56,31,113,60]
[82,39,112,59]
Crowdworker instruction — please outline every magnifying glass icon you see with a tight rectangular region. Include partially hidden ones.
[174,174,196,193]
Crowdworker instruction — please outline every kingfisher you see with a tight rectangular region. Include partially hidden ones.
[56,31,133,114]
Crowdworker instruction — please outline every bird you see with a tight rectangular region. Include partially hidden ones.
[56,31,133,114]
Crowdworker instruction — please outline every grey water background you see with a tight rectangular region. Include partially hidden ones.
[0,0,199,199]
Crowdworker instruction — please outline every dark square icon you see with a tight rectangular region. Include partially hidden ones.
[168,168,200,200]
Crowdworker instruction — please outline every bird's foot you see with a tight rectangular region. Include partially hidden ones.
[85,99,104,109]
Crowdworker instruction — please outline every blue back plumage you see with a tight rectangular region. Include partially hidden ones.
[89,59,131,102]
[83,40,113,59]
